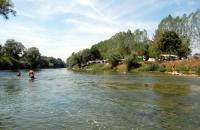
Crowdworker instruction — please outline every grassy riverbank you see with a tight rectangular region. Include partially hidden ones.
[70,59,200,76]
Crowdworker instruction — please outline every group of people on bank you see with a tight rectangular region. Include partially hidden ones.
[16,68,35,79]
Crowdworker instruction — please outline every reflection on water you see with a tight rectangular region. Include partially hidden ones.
[152,84,191,129]
[153,83,191,96]
[0,69,200,129]
[4,83,22,95]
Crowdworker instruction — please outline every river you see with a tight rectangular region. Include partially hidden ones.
[0,69,200,130]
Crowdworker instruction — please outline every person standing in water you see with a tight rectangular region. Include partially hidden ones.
[171,64,177,75]
[28,68,35,79]
[16,70,21,77]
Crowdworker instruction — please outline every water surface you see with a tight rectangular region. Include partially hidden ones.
[0,69,200,130]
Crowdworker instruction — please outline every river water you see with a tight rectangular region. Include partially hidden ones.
[0,69,200,130]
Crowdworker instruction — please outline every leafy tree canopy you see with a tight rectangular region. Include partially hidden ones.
[158,31,182,54]
[0,40,65,70]
[67,29,150,68]
[157,31,190,58]
[25,47,41,68]
[3,39,25,60]
[0,0,16,19]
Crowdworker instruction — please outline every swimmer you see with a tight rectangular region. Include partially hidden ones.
[28,68,35,79]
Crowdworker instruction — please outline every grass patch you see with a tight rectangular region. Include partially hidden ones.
[146,63,159,71]
[85,64,109,72]
[116,64,127,72]
[196,65,200,75]
[176,64,189,73]
[133,62,148,72]
[159,65,167,72]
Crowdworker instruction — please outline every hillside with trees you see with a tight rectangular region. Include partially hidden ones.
[67,29,190,70]
[0,39,66,70]
[67,29,150,69]
[66,10,200,73]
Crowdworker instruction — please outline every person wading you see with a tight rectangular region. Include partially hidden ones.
[16,70,21,77]
[171,64,177,75]
[28,68,35,79]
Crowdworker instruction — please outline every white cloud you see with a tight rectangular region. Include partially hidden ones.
[0,22,49,46]
[76,0,94,6]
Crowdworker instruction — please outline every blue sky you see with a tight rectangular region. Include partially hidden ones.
[0,0,199,60]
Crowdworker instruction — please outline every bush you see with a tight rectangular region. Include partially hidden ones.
[159,65,167,72]
[176,64,189,72]
[147,63,159,71]
[0,56,20,69]
[126,55,141,71]
[135,63,148,72]
[196,65,200,75]
[108,52,122,68]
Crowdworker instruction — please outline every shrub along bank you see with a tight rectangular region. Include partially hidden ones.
[70,59,200,76]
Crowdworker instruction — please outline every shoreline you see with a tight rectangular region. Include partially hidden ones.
[69,65,200,78]
[167,71,200,77]
[70,59,200,77]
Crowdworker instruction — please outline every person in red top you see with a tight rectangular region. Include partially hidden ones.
[28,67,35,79]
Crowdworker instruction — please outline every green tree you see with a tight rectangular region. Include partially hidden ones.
[158,31,181,54]
[67,52,81,68]
[0,56,19,69]
[48,57,57,67]
[148,41,161,58]
[108,52,122,68]
[125,54,140,71]
[0,0,16,19]
[54,58,65,68]
[81,49,92,64]
[177,36,191,58]
[177,42,191,58]
[3,39,25,60]
[157,31,190,57]
[40,56,49,68]
[40,56,65,68]
[25,47,41,68]
[67,29,150,68]
[90,46,101,60]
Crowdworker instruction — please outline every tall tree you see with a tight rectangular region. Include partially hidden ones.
[108,52,122,68]
[157,10,200,54]
[158,31,190,57]
[3,39,25,60]
[148,41,161,58]
[90,46,101,60]
[158,31,181,54]
[0,44,3,55]
[25,47,41,68]
[0,0,16,19]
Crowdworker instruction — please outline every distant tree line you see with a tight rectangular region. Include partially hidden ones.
[0,39,66,70]
[67,29,190,70]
